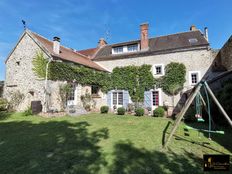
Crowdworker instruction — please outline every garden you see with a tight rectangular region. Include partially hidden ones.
[0,111,231,174]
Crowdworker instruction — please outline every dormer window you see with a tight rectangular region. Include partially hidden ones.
[113,46,123,54]
[189,38,198,44]
[127,44,138,52]
[112,44,139,54]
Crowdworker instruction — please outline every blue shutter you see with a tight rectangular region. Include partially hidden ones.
[123,90,129,109]
[144,91,152,108]
[107,91,112,109]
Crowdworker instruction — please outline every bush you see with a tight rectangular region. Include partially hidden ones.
[84,104,91,111]
[100,106,109,114]
[117,107,126,115]
[135,108,144,116]
[153,106,165,117]
[0,98,8,111]
[23,107,33,116]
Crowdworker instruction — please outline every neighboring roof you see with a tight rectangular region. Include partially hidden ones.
[78,47,99,59]
[29,31,106,71]
[93,30,209,60]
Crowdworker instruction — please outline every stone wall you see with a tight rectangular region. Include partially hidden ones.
[213,36,232,71]
[4,33,48,111]
[95,48,214,107]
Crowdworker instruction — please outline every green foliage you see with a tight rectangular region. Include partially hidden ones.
[153,106,165,117]
[81,93,93,111]
[213,79,232,123]
[135,108,144,116]
[8,91,25,111]
[100,106,109,114]
[0,98,8,111]
[117,107,126,115]
[59,84,72,110]
[23,107,33,116]
[162,62,186,95]
[32,51,48,79]
[111,65,154,102]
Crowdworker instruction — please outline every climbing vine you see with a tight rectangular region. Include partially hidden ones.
[162,62,186,95]
[33,53,186,103]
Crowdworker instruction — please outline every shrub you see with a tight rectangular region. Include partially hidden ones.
[153,107,165,117]
[100,106,109,114]
[135,108,144,116]
[117,107,126,115]
[0,98,8,111]
[23,107,33,116]
[84,104,91,111]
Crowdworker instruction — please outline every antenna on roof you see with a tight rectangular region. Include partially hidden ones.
[104,24,111,42]
[21,20,26,30]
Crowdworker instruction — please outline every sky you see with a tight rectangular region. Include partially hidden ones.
[0,0,231,80]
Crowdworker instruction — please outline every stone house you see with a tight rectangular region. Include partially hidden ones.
[4,23,216,113]
[80,24,214,112]
[4,30,107,111]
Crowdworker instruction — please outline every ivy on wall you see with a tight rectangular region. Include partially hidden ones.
[33,52,186,103]
[162,62,186,95]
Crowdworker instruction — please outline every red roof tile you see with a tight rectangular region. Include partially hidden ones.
[30,31,107,71]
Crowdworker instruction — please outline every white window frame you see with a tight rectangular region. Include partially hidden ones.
[189,71,201,86]
[149,88,162,110]
[127,44,139,52]
[111,90,124,108]
[152,64,165,76]
[112,46,124,54]
[112,44,140,55]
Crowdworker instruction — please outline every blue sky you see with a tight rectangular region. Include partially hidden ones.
[0,0,231,80]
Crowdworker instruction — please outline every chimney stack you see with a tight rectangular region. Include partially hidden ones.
[140,23,149,50]
[190,25,197,31]
[98,38,107,47]
[204,27,209,41]
[53,36,60,54]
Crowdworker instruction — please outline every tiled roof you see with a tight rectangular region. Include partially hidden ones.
[30,31,107,71]
[93,30,209,60]
[78,48,99,59]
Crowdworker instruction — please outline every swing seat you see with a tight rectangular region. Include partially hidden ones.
[185,126,225,134]
[197,118,205,122]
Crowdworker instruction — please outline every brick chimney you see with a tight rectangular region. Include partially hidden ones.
[190,25,197,31]
[98,38,107,47]
[53,36,60,54]
[140,23,149,50]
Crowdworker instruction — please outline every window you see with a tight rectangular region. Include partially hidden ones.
[153,64,164,76]
[113,46,123,54]
[113,91,123,106]
[189,71,201,85]
[153,91,159,106]
[127,44,138,52]
[68,84,75,101]
[189,38,198,44]
[91,85,100,95]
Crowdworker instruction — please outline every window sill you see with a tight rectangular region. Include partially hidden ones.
[91,94,101,98]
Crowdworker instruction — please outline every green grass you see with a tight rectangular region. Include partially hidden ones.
[0,112,231,174]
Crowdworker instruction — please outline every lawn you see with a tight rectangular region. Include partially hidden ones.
[0,112,231,174]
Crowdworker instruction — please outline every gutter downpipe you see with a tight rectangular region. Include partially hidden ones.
[43,58,52,113]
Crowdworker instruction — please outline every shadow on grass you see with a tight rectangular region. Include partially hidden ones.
[109,140,203,174]
[0,120,108,174]
[185,122,232,153]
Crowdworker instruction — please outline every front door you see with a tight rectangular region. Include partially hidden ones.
[67,84,76,106]
[112,91,123,108]
[152,90,159,109]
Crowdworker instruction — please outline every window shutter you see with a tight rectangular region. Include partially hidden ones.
[107,91,112,109]
[123,90,129,109]
[144,91,152,108]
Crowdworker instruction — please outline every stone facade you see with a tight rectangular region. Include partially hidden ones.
[4,33,46,111]
[95,48,214,107]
